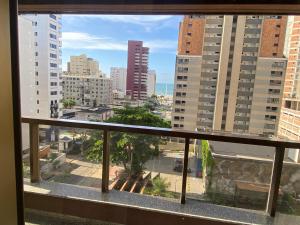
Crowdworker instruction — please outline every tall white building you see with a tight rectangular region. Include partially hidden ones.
[23,14,63,119]
[147,69,156,97]
[19,16,38,151]
[110,67,127,95]
[19,16,37,118]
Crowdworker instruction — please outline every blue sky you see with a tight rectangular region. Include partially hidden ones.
[62,15,183,83]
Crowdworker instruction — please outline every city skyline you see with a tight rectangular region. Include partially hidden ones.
[61,15,182,83]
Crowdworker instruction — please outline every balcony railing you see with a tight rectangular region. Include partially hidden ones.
[22,117,300,219]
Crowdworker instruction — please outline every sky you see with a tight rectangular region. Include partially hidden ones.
[62,15,183,83]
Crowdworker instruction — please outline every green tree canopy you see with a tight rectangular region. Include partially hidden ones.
[62,99,76,109]
[107,106,170,127]
[87,106,171,176]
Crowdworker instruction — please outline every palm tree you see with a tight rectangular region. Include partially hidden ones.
[151,177,170,196]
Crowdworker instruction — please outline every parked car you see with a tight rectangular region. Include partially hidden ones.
[173,158,191,173]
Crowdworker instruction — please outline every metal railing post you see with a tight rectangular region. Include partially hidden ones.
[102,130,110,192]
[29,123,40,182]
[181,137,190,204]
[266,146,285,217]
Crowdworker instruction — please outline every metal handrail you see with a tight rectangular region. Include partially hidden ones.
[21,117,300,217]
[21,117,300,148]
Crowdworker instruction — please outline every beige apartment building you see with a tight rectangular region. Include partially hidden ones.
[63,55,112,107]
[279,16,300,162]
[67,54,100,76]
[172,15,287,136]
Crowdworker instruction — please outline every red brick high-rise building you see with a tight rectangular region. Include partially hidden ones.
[126,40,149,100]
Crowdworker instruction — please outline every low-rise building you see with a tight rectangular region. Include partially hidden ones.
[62,73,112,107]
[62,107,114,122]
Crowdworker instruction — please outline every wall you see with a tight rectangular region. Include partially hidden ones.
[0,0,18,224]
[206,154,300,200]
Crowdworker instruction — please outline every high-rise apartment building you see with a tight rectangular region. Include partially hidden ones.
[19,16,38,151]
[279,16,300,162]
[126,40,149,100]
[19,16,37,118]
[172,15,287,136]
[110,67,127,94]
[68,54,100,76]
[62,55,112,107]
[23,14,63,119]
[147,69,156,97]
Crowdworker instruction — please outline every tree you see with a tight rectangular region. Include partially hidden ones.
[151,177,170,196]
[86,106,171,176]
[144,95,160,111]
[201,140,214,173]
[62,99,76,109]
[86,140,103,163]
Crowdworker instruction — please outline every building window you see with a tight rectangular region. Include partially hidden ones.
[50,91,57,95]
[49,14,57,20]
[50,43,57,49]
[275,34,279,37]
[272,53,277,56]
[187,32,192,36]
[178,67,188,73]
[35,71,38,76]
[37,100,39,104]
[274,43,278,47]
[35,62,38,66]
[50,33,57,39]
[272,61,284,67]
[50,53,57,58]
[37,91,39,95]
[34,32,37,36]
[36,81,39,85]
[185,50,190,54]
[276,24,281,28]
[50,23,57,30]
[50,82,57,86]
[35,52,38,56]
[50,63,57,68]
[50,72,57,77]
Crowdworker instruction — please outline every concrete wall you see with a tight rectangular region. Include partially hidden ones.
[0,0,18,224]
[206,154,300,199]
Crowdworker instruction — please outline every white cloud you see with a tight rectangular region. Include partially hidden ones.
[63,15,174,26]
[61,32,127,51]
[144,40,178,52]
[62,32,177,52]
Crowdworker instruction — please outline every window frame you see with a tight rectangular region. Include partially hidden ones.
[10,1,300,224]
[18,0,300,15]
